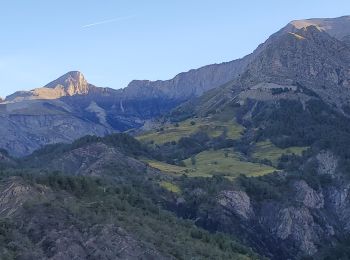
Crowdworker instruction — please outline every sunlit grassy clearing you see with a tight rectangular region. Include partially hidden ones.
[183,149,276,179]
[136,118,244,144]
[143,159,188,175]
[252,141,308,165]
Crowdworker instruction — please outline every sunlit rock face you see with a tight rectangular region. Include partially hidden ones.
[5,71,90,102]
[288,15,350,41]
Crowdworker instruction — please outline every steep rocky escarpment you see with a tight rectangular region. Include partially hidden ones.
[124,55,253,100]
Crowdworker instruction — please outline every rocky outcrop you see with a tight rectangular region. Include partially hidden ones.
[316,150,338,176]
[44,71,90,95]
[0,177,50,217]
[170,150,350,259]
[259,203,324,256]
[218,190,253,220]
[22,220,168,260]
[287,15,350,41]
[293,180,324,209]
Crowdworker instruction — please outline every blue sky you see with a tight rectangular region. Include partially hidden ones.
[0,0,349,97]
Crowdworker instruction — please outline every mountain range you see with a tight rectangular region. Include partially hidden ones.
[1,16,349,156]
[1,15,350,259]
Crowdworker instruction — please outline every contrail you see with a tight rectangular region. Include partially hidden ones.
[82,15,135,28]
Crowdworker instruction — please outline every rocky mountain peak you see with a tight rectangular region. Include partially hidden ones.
[287,16,350,41]
[4,71,91,102]
[44,71,89,96]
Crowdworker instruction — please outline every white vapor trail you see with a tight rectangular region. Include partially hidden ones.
[82,15,135,28]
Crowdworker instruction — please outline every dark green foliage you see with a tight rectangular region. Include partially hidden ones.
[181,175,232,195]
[237,98,350,177]
[238,175,282,201]
[6,173,259,260]
[152,131,235,164]
[251,99,350,149]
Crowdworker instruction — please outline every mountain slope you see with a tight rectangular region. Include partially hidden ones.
[0,133,262,260]
[240,25,350,109]
[176,18,350,118]
[132,16,350,259]
[0,99,111,156]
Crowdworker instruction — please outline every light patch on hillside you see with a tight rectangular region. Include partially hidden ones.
[143,159,187,175]
[183,149,276,179]
[137,118,244,144]
[252,141,308,166]
[288,32,306,40]
[160,181,181,194]
[291,20,323,31]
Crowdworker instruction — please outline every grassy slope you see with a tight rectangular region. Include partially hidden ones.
[183,149,276,179]
[137,117,244,144]
[252,141,308,165]
[144,149,276,180]
[144,159,187,175]
[138,109,305,180]
[160,181,181,194]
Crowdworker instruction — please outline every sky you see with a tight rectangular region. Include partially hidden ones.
[0,0,349,97]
